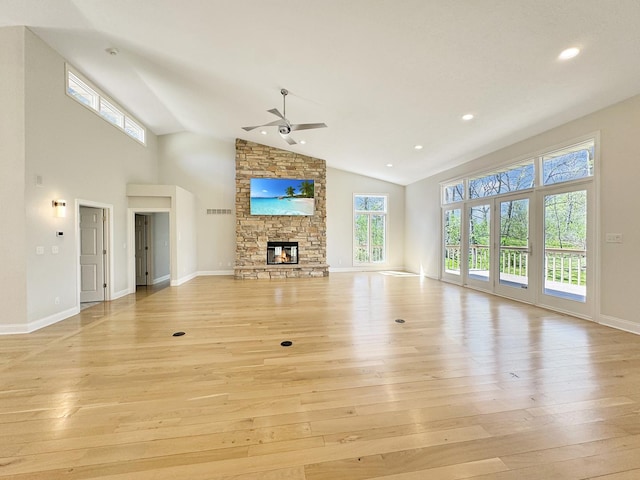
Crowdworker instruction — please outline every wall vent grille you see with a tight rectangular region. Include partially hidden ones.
[206,208,233,215]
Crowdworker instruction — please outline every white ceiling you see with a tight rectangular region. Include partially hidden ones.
[3,0,640,185]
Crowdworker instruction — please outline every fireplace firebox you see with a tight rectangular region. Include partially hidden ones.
[267,241,298,265]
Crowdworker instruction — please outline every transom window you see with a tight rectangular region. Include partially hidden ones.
[442,139,594,203]
[443,181,464,204]
[354,195,387,264]
[542,140,594,185]
[66,65,146,145]
[469,160,534,199]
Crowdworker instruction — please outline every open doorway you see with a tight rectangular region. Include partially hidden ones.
[134,212,170,292]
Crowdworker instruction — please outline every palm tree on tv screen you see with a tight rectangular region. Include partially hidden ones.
[299,181,314,198]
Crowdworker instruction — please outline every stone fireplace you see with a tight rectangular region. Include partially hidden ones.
[234,139,329,279]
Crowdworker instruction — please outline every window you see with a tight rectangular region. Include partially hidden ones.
[67,71,98,109]
[443,181,464,204]
[542,140,594,185]
[440,135,596,319]
[99,98,124,128]
[66,65,147,145]
[354,195,387,264]
[469,160,534,199]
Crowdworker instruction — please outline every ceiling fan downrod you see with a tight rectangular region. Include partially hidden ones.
[281,88,288,118]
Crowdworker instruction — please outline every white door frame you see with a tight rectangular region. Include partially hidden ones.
[75,199,113,305]
[128,208,171,294]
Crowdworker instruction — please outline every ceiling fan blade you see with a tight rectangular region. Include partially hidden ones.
[290,123,328,131]
[242,119,284,131]
[283,135,297,145]
[267,108,285,120]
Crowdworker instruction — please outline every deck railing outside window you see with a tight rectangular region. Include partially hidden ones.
[445,245,586,287]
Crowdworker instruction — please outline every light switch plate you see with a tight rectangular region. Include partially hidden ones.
[605,233,623,243]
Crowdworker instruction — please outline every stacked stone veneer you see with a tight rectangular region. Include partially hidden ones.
[235,139,329,279]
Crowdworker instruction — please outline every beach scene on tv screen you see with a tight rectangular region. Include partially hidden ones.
[250,178,315,215]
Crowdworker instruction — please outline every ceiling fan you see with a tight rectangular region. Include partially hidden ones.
[242,89,327,145]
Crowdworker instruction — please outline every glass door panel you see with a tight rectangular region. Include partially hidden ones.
[496,196,534,302]
[543,190,587,303]
[468,204,491,286]
[443,208,462,281]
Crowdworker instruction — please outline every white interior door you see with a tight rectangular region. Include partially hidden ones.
[80,206,105,302]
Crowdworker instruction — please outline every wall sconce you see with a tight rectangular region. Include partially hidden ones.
[52,199,67,218]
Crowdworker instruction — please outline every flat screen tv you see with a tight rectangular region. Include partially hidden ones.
[250,178,315,216]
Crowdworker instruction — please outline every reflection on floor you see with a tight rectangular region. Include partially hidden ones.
[80,302,101,311]
[135,280,170,299]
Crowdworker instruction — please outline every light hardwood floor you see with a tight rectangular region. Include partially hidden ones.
[2,272,640,479]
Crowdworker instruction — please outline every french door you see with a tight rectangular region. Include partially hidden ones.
[466,201,491,290]
[494,194,535,303]
[442,208,462,283]
[445,186,592,318]
[538,182,593,317]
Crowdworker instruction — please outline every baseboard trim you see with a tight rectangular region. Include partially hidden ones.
[599,314,640,335]
[112,288,130,300]
[0,306,81,335]
[152,274,170,285]
[329,266,406,273]
[197,270,234,276]
[171,271,198,287]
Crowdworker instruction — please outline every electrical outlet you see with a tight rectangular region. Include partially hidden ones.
[36,246,44,255]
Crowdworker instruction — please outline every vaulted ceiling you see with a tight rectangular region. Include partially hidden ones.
[3,0,640,185]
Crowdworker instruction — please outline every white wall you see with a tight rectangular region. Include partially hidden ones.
[405,94,640,333]
[158,133,236,274]
[174,186,198,284]
[327,167,405,271]
[0,27,28,332]
[6,27,159,332]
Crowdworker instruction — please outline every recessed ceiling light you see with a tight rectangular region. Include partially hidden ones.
[260,130,267,135]
[462,113,474,121]
[386,163,393,167]
[559,47,580,60]
[414,145,423,150]
[300,140,306,144]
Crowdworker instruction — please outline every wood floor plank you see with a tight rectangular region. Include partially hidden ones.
[1,273,640,479]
